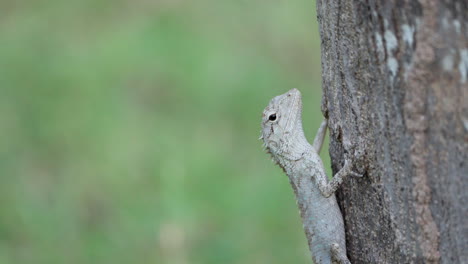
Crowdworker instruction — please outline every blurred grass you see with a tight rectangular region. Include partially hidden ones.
[0,0,331,263]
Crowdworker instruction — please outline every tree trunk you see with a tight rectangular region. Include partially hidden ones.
[316,0,467,263]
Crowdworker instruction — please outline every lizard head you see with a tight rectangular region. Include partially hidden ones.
[261,88,306,160]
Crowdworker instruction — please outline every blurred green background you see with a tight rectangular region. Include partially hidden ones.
[0,0,331,263]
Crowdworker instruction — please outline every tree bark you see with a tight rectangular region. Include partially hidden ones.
[316,0,467,263]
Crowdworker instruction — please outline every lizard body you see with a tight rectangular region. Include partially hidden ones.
[261,88,356,264]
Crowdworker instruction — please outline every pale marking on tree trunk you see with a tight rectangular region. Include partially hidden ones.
[404,0,441,262]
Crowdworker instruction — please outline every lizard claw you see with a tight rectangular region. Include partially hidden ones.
[343,159,363,177]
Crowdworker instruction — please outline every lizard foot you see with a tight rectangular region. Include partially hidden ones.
[331,243,351,264]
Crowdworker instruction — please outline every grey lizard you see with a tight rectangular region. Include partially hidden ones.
[260,88,359,264]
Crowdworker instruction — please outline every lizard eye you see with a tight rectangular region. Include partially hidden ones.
[268,114,277,121]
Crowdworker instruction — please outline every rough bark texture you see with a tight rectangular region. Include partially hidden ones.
[316,0,467,263]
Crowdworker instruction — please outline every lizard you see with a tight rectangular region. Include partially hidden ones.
[260,88,360,264]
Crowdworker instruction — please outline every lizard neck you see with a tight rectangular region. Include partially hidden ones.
[274,129,315,175]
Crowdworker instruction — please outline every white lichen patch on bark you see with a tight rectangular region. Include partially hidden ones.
[441,50,455,72]
[459,49,467,83]
[374,32,385,61]
[463,117,468,131]
[441,13,461,37]
[387,58,399,77]
[384,30,398,53]
[401,24,415,46]
[453,20,461,35]
[384,30,399,77]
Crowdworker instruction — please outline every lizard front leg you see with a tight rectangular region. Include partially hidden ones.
[312,119,361,198]
[315,159,361,198]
